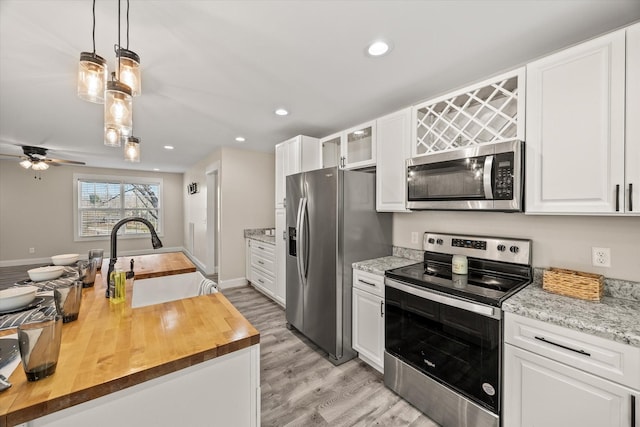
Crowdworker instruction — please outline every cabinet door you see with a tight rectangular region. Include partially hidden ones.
[285,138,301,176]
[626,23,640,213]
[352,287,384,373]
[343,121,376,169]
[245,239,252,283]
[525,30,626,213]
[376,108,411,212]
[299,136,321,172]
[321,133,341,168]
[504,344,637,427]
[275,142,286,208]
[275,208,286,306]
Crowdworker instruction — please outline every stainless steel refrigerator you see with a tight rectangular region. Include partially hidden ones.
[286,167,392,365]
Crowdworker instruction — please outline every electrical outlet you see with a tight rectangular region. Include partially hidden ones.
[411,232,419,244]
[28,247,35,254]
[592,247,611,267]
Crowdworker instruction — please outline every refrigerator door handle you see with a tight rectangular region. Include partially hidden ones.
[300,197,309,280]
[296,198,305,286]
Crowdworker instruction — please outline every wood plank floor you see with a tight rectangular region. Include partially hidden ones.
[223,285,439,427]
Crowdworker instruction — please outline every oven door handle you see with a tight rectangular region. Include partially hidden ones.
[385,277,501,320]
[483,155,494,200]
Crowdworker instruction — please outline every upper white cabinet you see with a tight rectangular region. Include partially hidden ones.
[525,26,639,214]
[376,108,411,212]
[626,23,640,214]
[321,121,377,169]
[412,68,525,157]
[275,135,320,208]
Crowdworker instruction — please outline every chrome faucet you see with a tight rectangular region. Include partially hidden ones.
[105,217,163,298]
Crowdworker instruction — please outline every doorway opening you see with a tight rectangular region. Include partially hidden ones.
[206,163,220,276]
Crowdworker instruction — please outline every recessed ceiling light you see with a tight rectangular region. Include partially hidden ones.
[275,108,289,116]
[235,136,246,143]
[163,145,174,150]
[367,40,391,57]
[153,168,160,171]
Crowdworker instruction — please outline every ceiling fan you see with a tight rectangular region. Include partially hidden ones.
[0,145,86,170]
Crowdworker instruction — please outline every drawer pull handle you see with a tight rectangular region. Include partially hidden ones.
[534,336,591,357]
[632,395,636,427]
[258,260,264,265]
[258,246,265,250]
[258,279,264,284]
[359,279,377,287]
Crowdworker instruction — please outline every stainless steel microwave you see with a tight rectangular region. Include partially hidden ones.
[406,140,524,211]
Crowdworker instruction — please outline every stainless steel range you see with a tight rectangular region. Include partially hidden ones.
[384,232,532,427]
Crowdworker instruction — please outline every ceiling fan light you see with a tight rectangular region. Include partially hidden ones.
[117,48,141,96]
[31,161,49,171]
[77,52,107,103]
[19,159,32,169]
[104,80,132,146]
[124,136,141,162]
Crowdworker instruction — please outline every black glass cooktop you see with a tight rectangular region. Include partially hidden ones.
[385,253,531,307]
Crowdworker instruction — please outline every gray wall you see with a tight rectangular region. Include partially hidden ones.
[0,160,184,264]
[393,211,640,282]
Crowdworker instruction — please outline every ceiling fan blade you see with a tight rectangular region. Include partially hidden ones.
[0,153,24,159]
[47,158,86,166]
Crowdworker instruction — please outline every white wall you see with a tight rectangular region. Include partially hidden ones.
[183,147,274,284]
[393,211,640,282]
[0,160,184,264]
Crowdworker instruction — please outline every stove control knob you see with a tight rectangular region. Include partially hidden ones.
[497,244,506,252]
[427,238,435,244]
[509,245,520,254]
[436,239,443,245]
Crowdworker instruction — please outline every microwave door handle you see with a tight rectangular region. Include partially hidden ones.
[483,156,494,199]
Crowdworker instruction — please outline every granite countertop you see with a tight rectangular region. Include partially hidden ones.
[244,228,276,245]
[352,256,419,276]
[503,272,640,348]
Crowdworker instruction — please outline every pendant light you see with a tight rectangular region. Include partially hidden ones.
[117,0,141,96]
[77,0,107,103]
[104,0,133,147]
[124,135,141,162]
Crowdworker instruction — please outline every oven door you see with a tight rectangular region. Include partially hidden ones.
[406,140,522,211]
[385,278,502,413]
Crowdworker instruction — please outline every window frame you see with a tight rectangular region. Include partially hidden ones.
[73,173,164,242]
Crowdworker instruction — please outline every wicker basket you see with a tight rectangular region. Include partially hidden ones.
[543,267,604,302]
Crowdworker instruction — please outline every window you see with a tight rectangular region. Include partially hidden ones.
[74,174,163,240]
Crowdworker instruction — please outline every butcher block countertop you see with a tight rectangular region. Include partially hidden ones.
[0,254,259,427]
[104,251,197,280]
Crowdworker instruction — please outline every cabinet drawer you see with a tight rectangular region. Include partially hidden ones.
[250,240,275,257]
[251,252,275,275]
[505,312,640,389]
[250,267,274,292]
[353,269,384,297]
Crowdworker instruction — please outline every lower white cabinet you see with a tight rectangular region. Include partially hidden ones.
[503,313,639,427]
[274,208,286,306]
[246,238,276,299]
[352,269,385,373]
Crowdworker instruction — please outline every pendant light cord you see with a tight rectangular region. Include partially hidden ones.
[116,0,121,80]
[126,0,130,49]
[92,0,96,55]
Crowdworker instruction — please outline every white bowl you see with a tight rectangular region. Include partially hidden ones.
[28,265,65,282]
[51,253,79,266]
[0,285,38,311]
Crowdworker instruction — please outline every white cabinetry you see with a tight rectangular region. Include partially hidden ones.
[352,269,385,373]
[275,135,320,208]
[274,208,286,306]
[525,26,640,214]
[503,312,640,427]
[246,238,276,298]
[321,122,377,170]
[376,108,411,212]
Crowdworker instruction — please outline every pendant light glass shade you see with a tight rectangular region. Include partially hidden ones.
[77,52,107,103]
[104,80,132,147]
[19,160,32,169]
[117,48,141,96]
[124,136,141,162]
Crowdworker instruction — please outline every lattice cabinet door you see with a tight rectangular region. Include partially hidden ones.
[411,67,525,157]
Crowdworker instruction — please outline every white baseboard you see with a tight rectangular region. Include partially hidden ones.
[0,246,185,268]
[218,277,249,290]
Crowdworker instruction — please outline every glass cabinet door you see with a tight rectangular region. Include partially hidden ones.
[344,122,376,168]
[321,134,341,168]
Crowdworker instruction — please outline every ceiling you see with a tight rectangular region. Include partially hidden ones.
[1,1,639,173]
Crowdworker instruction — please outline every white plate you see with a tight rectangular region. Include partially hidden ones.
[27,266,65,282]
[0,285,38,311]
[51,253,79,266]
